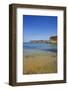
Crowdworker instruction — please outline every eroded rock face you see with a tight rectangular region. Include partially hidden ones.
[50,36,57,41]
[30,36,57,44]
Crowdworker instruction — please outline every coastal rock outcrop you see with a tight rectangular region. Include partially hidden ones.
[30,36,57,44]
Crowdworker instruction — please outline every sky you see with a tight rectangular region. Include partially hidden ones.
[23,15,57,42]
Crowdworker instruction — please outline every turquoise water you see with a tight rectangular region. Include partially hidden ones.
[24,42,57,55]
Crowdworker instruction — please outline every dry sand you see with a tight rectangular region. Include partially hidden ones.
[23,53,57,74]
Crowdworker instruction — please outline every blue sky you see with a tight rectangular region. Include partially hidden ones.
[23,15,57,42]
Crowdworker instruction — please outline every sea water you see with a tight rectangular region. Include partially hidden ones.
[23,42,57,55]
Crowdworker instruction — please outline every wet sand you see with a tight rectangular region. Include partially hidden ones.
[23,53,57,74]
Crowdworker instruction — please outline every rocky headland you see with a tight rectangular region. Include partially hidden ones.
[30,36,57,44]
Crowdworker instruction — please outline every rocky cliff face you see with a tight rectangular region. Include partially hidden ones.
[30,36,57,44]
[49,36,57,44]
[50,36,57,41]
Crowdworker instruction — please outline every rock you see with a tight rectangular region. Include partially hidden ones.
[30,36,57,44]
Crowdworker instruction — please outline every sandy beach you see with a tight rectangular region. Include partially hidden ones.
[23,52,57,74]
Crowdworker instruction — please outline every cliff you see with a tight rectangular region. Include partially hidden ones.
[50,36,57,41]
[49,36,57,44]
[30,36,57,44]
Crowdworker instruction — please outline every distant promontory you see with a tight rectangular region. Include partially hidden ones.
[30,36,57,44]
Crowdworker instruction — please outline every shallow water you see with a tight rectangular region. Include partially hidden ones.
[23,42,57,55]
